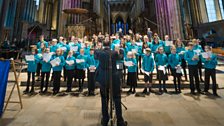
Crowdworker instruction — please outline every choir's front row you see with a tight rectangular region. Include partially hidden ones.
[24,43,219,96]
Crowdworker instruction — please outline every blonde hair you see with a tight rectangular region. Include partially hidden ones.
[192,39,197,44]
[56,48,63,55]
[127,51,135,58]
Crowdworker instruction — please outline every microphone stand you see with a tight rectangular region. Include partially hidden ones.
[108,49,128,126]
[108,50,114,126]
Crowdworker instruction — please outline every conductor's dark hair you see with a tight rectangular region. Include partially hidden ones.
[103,40,110,47]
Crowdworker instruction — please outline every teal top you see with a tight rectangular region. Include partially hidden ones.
[201,53,217,69]
[65,56,76,70]
[113,39,121,44]
[146,42,152,49]
[69,43,81,57]
[126,41,131,49]
[184,49,199,65]
[155,53,168,67]
[127,44,139,57]
[176,46,186,60]
[37,41,48,49]
[51,55,65,71]
[142,54,154,72]
[76,54,87,70]
[57,42,65,48]
[168,53,181,69]
[50,45,59,53]
[151,40,164,53]
[193,44,203,52]
[84,46,90,56]
[125,58,137,72]
[136,40,143,56]
[87,54,99,68]
[40,54,51,72]
[37,48,43,54]
[164,43,171,54]
[61,44,69,58]
[26,55,40,72]
[111,39,121,51]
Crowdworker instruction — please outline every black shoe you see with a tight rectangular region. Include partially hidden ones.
[30,88,34,93]
[127,89,132,94]
[178,90,182,93]
[117,121,128,126]
[191,91,196,95]
[43,89,48,93]
[39,90,44,94]
[88,91,95,96]
[142,88,147,94]
[159,89,162,93]
[175,90,178,94]
[132,89,136,94]
[201,90,208,95]
[53,91,58,95]
[23,89,29,94]
[197,90,202,94]
[66,89,71,92]
[148,88,152,92]
[164,89,167,93]
[213,93,219,97]
[78,88,83,92]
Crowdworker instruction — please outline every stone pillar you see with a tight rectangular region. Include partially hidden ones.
[0,0,10,42]
[214,0,222,20]
[26,0,31,21]
[155,0,183,39]
[198,0,208,23]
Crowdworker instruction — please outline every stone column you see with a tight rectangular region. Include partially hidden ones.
[214,0,222,20]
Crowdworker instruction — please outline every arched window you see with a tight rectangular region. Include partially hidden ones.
[219,0,224,19]
[205,0,217,22]
[36,0,40,10]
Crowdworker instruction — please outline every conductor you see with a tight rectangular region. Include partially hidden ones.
[95,40,127,126]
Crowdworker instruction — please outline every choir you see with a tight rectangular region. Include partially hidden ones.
[23,30,219,96]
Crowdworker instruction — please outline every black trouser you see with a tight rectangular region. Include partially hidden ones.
[123,66,126,85]
[181,59,188,80]
[136,58,139,79]
[40,72,50,92]
[67,70,74,91]
[36,63,42,76]
[63,67,67,81]
[88,70,95,93]
[204,68,217,94]
[26,72,35,90]
[100,73,124,125]
[138,56,142,73]
[117,70,123,87]
[166,53,171,74]
[158,70,167,91]
[78,79,84,90]
[171,69,181,92]
[188,65,201,93]
[198,60,203,80]
[53,71,61,93]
